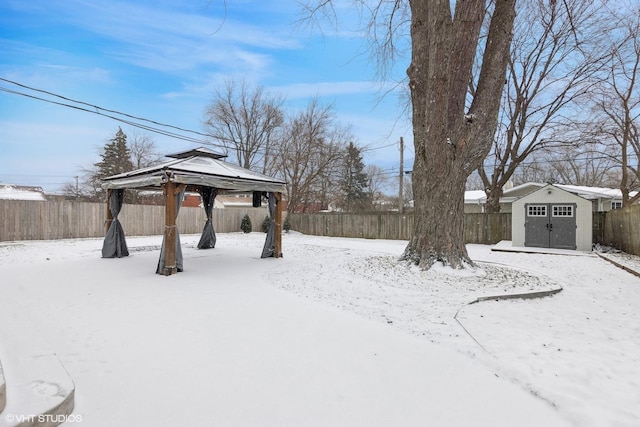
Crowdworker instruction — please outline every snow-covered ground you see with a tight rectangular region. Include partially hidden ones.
[0,232,638,426]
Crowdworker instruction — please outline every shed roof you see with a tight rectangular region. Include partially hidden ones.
[464,182,634,204]
[512,183,591,204]
[102,148,286,193]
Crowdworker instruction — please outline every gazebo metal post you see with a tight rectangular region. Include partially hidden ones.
[105,189,113,234]
[274,192,283,258]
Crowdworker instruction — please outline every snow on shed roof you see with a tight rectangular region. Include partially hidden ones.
[465,183,633,204]
[555,184,633,200]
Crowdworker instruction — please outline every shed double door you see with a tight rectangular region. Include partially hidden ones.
[524,203,576,250]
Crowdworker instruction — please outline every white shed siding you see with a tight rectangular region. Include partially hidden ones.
[512,184,592,251]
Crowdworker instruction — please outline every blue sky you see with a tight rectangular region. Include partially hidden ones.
[0,0,413,193]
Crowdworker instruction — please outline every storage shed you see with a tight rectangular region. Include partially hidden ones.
[512,184,592,251]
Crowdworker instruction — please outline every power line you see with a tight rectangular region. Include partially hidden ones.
[12,76,628,175]
[0,86,206,145]
[1,77,414,165]
[0,78,231,150]
[1,79,371,159]
[0,77,219,141]
[361,141,399,152]
[480,152,636,168]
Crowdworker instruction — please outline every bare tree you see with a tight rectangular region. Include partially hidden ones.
[129,132,162,169]
[204,77,285,173]
[511,154,554,185]
[402,175,413,209]
[401,1,515,268]
[272,99,349,213]
[543,144,622,187]
[62,129,162,202]
[304,0,515,268]
[589,5,640,206]
[465,171,484,191]
[60,176,89,201]
[365,164,391,210]
[478,0,608,212]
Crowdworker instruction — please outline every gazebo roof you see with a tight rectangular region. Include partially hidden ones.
[102,147,286,193]
[166,147,228,160]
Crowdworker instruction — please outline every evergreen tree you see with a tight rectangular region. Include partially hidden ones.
[91,128,134,201]
[63,130,160,202]
[240,214,252,233]
[340,142,370,212]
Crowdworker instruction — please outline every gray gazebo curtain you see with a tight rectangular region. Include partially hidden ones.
[102,189,129,258]
[197,187,218,249]
[261,192,276,258]
[156,187,186,274]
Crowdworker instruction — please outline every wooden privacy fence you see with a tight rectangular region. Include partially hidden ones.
[0,199,270,242]
[291,209,640,254]
[3,200,638,254]
[289,212,512,244]
[601,204,640,255]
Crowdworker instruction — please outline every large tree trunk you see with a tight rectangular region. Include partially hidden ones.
[401,0,516,269]
[478,166,506,213]
[484,186,504,213]
[403,152,470,268]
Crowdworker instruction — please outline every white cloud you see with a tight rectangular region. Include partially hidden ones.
[54,0,300,74]
[0,40,113,88]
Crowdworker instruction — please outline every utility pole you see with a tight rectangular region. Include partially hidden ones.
[398,137,404,214]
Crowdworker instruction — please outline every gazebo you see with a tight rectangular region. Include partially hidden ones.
[100,147,287,275]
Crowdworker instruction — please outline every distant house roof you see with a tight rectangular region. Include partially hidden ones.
[554,184,633,200]
[0,184,46,201]
[102,147,286,193]
[216,195,255,207]
[465,183,633,204]
[464,190,486,204]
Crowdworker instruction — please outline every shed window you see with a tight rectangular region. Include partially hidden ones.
[612,201,622,210]
[552,205,574,217]
[527,205,547,217]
